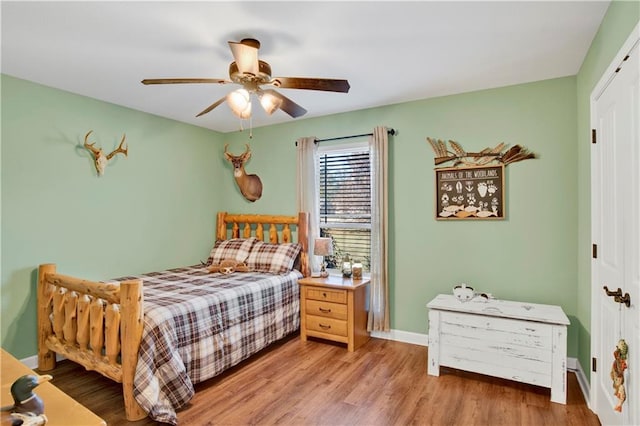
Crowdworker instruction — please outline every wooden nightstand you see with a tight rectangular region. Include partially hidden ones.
[298,275,370,351]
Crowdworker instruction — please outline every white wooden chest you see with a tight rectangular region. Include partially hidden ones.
[427,294,570,404]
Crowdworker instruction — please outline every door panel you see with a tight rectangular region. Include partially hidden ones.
[592,39,639,426]
[626,45,640,426]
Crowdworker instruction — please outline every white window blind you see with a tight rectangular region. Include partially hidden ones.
[318,142,371,270]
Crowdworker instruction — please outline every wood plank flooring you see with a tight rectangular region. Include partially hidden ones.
[39,335,601,425]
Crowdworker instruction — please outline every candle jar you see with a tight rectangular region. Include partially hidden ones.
[342,254,352,278]
[352,262,363,280]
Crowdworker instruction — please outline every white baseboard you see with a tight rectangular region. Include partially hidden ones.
[21,354,39,369]
[371,328,592,406]
[370,329,428,346]
[571,359,592,409]
[20,353,65,370]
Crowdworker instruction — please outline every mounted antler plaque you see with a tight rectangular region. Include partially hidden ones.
[224,144,263,202]
[427,137,536,167]
[83,130,128,176]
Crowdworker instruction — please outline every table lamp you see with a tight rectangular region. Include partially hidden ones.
[313,237,333,277]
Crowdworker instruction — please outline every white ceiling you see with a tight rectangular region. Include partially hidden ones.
[1,1,610,133]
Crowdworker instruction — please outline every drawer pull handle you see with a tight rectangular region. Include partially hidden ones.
[319,307,331,314]
[319,324,331,330]
[322,292,327,298]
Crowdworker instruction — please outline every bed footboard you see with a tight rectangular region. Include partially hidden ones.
[37,264,147,421]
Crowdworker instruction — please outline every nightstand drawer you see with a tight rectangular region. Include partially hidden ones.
[306,299,348,320]
[305,287,347,304]
[298,276,370,351]
[306,315,348,337]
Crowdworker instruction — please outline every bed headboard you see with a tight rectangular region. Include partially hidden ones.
[216,212,310,277]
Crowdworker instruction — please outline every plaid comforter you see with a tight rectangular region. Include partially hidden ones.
[111,266,301,424]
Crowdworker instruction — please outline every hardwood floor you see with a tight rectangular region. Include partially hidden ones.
[40,335,601,425]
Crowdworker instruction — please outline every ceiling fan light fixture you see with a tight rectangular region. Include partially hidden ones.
[259,90,283,115]
[227,88,252,119]
[143,37,350,121]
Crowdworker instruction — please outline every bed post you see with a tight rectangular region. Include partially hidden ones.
[298,212,310,277]
[216,211,227,241]
[119,278,147,421]
[38,264,56,371]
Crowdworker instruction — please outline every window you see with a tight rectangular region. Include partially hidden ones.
[317,141,371,271]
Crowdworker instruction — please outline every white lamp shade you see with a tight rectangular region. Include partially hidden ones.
[227,88,252,119]
[313,237,333,256]
[259,89,283,115]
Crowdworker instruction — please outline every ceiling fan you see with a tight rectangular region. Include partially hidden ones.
[141,38,350,120]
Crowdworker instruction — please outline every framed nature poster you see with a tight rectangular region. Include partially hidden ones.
[435,165,505,220]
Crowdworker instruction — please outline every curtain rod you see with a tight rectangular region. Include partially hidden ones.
[295,128,396,146]
[316,128,396,143]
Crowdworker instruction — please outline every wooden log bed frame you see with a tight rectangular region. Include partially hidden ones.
[37,212,309,421]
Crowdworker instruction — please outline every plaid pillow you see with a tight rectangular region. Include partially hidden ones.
[208,238,257,265]
[246,241,302,274]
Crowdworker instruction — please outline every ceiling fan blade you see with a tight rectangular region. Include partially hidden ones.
[228,39,260,76]
[271,77,350,93]
[195,96,227,117]
[141,78,229,85]
[269,90,307,118]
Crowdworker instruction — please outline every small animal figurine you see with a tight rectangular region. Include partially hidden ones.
[453,283,475,302]
[8,374,52,415]
[610,339,628,412]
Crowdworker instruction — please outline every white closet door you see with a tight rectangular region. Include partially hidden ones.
[591,36,639,426]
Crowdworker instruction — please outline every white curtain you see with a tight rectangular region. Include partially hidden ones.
[296,137,321,273]
[368,126,390,332]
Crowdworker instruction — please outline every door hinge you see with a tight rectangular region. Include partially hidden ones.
[592,357,597,372]
[592,129,597,144]
[592,244,598,259]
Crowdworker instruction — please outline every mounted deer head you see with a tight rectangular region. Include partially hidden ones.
[84,130,128,176]
[224,144,263,202]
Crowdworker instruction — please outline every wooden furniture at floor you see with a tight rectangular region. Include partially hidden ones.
[1,348,106,426]
[37,212,309,421]
[427,294,570,404]
[298,275,370,351]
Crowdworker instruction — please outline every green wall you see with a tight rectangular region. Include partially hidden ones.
[2,74,581,361]
[223,77,580,355]
[1,75,225,358]
[575,1,640,382]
